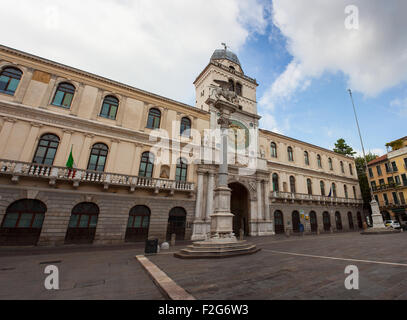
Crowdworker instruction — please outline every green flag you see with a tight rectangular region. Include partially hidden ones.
[66,146,75,169]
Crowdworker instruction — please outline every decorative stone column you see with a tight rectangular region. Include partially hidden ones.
[18,122,42,162]
[205,172,215,234]
[191,171,206,240]
[0,117,16,156]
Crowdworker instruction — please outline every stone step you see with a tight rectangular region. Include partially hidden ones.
[192,240,247,248]
[179,244,257,255]
[174,246,260,259]
[186,243,250,251]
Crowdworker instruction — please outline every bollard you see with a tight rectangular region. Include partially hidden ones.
[171,233,176,246]
[286,228,291,237]
[239,229,244,241]
[317,228,320,235]
[330,227,334,233]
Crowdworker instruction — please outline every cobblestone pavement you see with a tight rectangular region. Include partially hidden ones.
[1,232,406,299]
[149,231,407,300]
[0,245,164,300]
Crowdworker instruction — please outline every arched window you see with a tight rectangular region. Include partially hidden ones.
[0,199,46,245]
[272,173,279,192]
[228,79,235,92]
[274,210,284,234]
[317,154,322,168]
[0,67,22,95]
[328,158,333,170]
[307,178,312,195]
[292,211,300,232]
[357,212,363,229]
[287,146,294,161]
[146,108,161,129]
[175,158,188,182]
[320,180,325,196]
[167,207,187,241]
[335,211,342,230]
[125,205,151,242]
[289,176,296,193]
[353,186,356,199]
[100,95,119,120]
[33,134,60,165]
[340,161,344,173]
[87,143,108,172]
[332,182,337,197]
[349,163,353,175]
[52,82,75,108]
[323,211,331,231]
[344,185,348,199]
[304,151,309,165]
[236,82,242,96]
[310,211,318,232]
[139,151,154,178]
[65,202,99,244]
[270,142,277,158]
[348,212,354,230]
[180,117,191,136]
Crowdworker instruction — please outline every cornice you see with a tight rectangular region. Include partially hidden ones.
[0,44,209,118]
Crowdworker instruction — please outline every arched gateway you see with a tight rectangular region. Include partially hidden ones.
[229,182,249,236]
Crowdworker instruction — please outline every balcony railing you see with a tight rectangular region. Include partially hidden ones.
[0,159,194,193]
[270,191,363,205]
[372,182,402,192]
[379,202,406,210]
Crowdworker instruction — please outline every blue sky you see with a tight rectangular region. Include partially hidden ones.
[1,0,406,156]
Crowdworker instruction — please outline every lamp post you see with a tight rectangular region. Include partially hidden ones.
[348,89,383,229]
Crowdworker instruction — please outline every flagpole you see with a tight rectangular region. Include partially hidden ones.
[347,89,382,228]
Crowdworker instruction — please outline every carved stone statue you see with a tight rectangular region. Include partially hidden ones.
[210,79,239,104]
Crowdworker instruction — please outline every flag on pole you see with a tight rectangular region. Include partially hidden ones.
[327,186,332,197]
[66,145,76,178]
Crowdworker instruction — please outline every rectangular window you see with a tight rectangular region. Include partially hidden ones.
[376,165,382,176]
[388,177,394,184]
[379,179,385,185]
[52,90,64,106]
[374,195,379,204]
[395,175,401,185]
[402,174,407,186]
[404,158,407,169]
[383,193,389,205]
[385,163,390,173]
[0,75,8,91]
[392,161,398,172]
[399,192,406,205]
[392,192,399,205]
[371,181,376,190]
[368,168,373,178]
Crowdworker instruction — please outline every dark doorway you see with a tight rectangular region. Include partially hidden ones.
[335,211,342,230]
[0,199,46,245]
[65,202,99,244]
[125,205,150,242]
[323,211,331,231]
[381,211,391,221]
[229,182,249,236]
[274,210,284,234]
[292,211,300,233]
[310,211,318,232]
[348,212,354,230]
[357,212,363,229]
[166,207,186,241]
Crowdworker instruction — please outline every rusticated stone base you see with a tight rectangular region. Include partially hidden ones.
[174,239,260,259]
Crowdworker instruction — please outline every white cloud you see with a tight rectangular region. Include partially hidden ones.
[390,97,407,117]
[354,148,386,157]
[260,0,407,112]
[259,112,290,134]
[1,0,268,104]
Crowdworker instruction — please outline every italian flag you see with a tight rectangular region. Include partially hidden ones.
[66,145,77,178]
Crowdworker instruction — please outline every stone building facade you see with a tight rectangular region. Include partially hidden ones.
[0,45,363,246]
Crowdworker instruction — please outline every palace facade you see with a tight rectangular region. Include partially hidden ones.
[0,45,363,246]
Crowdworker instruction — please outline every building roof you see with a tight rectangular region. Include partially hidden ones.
[367,154,387,166]
[210,49,241,66]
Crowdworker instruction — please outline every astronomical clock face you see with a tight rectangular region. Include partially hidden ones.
[228,120,249,150]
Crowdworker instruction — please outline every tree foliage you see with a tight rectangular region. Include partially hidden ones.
[354,152,378,207]
[333,138,356,156]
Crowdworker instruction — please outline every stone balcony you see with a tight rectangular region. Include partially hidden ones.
[270,191,363,206]
[0,159,194,195]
